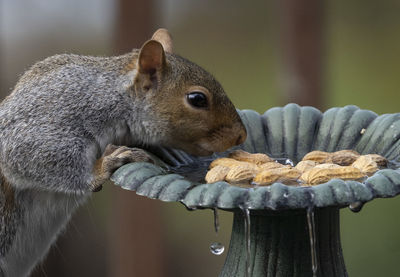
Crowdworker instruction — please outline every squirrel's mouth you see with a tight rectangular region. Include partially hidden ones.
[153,124,247,157]
[193,131,246,157]
[153,140,214,157]
[184,143,214,157]
[192,140,237,157]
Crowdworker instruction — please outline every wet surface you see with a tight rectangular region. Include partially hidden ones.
[210,208,224,255]
[240,207,252,277]
[167,160,211,183]
[307,207,318,277]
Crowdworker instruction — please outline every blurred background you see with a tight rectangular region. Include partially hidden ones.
[1,0,400,276]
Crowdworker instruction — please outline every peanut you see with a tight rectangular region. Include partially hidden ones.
[205,165,231,183]
[301,150,331,163]
[363,154,387,167]
[300,166,365,185]
[228,150,273,165]
[209,158,245,169]
[314,163,341,169]
[295,160,318,172]
[225,164,259,183]
[352,156,379,175]
[330,150,360,165]
[253,167,301,186]
[259,162,288,170]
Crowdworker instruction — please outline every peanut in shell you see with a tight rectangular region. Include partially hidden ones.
[314,163,341,169]
[363,154,387,167]
[258,162,287,171]
[330,150,360,166]
[352,156,379,175]
[301,150,331,163]
[205,165,230,183]
[209,158,244,169]
[300,166,365,185]
[225,164,259,183]
[228,150,273,165]
[253,167,301,186]
[295,160,318,172]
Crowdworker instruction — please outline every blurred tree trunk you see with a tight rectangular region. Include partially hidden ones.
[109,1,167,277]
[278,0,325,109]
[31,206,109,277]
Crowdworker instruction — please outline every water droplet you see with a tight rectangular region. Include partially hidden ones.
[210,242,225,255]
[309,190,315,201]
[285,159,294,166]
[213,208,220,234]
[349,201,364,213]
[186,206,197,211]
[306,207,318,277]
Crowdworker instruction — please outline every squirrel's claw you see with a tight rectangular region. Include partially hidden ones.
[91,145,153,192]
[91,184,103,192]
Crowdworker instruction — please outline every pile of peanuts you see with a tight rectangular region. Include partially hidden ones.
[205,150,387,186]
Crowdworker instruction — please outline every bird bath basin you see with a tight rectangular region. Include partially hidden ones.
[111,104,400,277]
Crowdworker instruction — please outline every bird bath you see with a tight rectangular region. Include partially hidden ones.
[111,103,400,277]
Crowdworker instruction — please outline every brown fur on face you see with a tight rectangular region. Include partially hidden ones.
[125,29,247,156]
[134,51,247,156]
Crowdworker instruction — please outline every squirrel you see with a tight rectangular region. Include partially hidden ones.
[0,28,247,276]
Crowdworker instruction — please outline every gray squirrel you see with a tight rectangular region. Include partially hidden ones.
[0,28,247,276]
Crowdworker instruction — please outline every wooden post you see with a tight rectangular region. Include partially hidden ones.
[114,0,155,52]
[278,0,325,108]
[109,0,167,276]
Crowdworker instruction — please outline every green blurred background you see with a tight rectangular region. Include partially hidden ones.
[1,0,400,276]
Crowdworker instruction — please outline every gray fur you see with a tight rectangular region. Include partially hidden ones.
[0,189,88,277]
[0,53,143,194]
[0,52,160,276]
[0,186,21,258]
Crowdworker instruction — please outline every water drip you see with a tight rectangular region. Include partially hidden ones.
[210,242,225,255]
[285,158,294,166]
[306,207,318,277]
[349,201,364,213]
[213,208,220,234]
[241,207,252,277]
[185,206,197,211]
[210,242,225,256]
[210,208,224,255]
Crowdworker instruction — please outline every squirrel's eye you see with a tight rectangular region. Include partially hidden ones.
[186,91,208,109]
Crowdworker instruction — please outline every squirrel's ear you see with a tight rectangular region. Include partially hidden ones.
[138,40,166,75]
[151,28,173,53]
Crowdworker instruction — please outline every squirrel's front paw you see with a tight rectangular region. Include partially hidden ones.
[91,144,153,192]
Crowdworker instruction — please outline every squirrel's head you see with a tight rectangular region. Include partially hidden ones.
[131,29,247,156]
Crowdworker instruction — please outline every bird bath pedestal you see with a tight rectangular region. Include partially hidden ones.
[111,104,400,277]
[219,208,345,277]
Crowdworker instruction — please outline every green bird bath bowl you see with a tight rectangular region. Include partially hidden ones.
[111,104,400,277]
